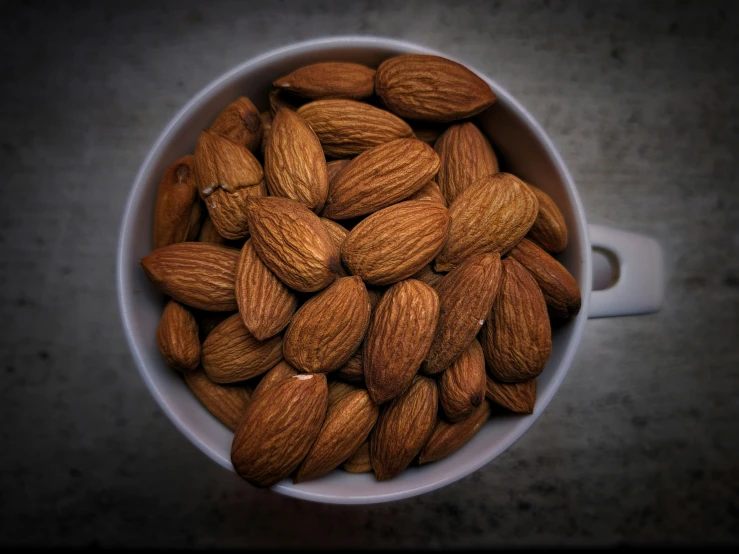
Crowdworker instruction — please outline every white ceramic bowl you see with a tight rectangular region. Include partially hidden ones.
[117,37,663,504]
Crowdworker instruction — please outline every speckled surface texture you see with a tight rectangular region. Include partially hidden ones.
[1,0,738,547]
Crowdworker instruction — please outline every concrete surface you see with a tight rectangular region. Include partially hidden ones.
[1,0,737,547]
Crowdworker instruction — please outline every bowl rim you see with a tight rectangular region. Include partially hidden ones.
[117,35,592,504]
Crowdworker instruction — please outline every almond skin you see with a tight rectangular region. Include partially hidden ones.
[141,243,239,311]
[245,196,340,292]
[184,368,252,431]
[371,375,438,481]
[343,441,371,473]
[436,173,539,271]
[481,258,552,382]
[439,340,486,422]
[434,122,499,205]
[342,201,450,286]
[409,180,446,206]
[375,54,496,122]
[411,264,446,288]
[298,99,413,158]
[205,180,268,240]
[231,373,328,487]
[259,111,272,154]
[152,155,202,249]
[320,218,350,277]
[326,159,350,185]
[194,129,264,198]
[509,238,581,320]
[527,185,568,253]
[335,351,364,385]
[251,360,298,401]
[198,215,229,246]
[274,62,376,100]
[485,375,536,414]
[423,253,502,374]
[284,276,371,373]
[201,313,283,383]
[210,96,263,154]
[294,388,379,483]
[327,380,358,405]
[364,280,439,404]
[418,401,491,465]
[412,122,447,146]
[265,109,328,212]
[235,239,298,341]
[322,138,440,219]
[157,300,200,371]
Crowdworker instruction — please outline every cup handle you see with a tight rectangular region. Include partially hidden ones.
[587,224,664,318]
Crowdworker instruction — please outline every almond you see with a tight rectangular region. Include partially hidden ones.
[245,196,340,292]
[423,253,502,374]
[252,360,298,401]
[259,111,272,154]
[152,155,202,249]
[327,380,358,405]
[294,388,379,483]
[375,54,496,122]
[411,264,446,288]
[371,375,438,481]
[335,351,364,385]
[140,243,239,311]
[364,280,439,404]
[198,215,229,246]
[322,138,440,219]
[184,368,252,431]
[210,96,263,154]
[509,238,581,320]
[481,258,552,382]
[485,375,536,414]
[342,201,450,286]
[435,173,539,271]
[265,109,328,212]
[320,217,350,277]
[418,401,491,464]
[274,62,375,100]
[156,300,200,371]
[439,340,486,422]
[284,276,371,373]
[527,185,568,253]
[194,129,263,197]
[269,89,303,115]
[298,99,412,158]
[235,239,298,341]
[434,122,499,204]
[204,180,268,240]
[409,180,446,206]
[201,313,283,383]
[343,441,371,473]
[231,373,328,487]
[326,159,350,185]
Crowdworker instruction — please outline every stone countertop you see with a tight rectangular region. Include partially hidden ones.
[0,0,737,547]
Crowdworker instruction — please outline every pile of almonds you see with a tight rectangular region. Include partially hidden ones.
[141,54,581,487]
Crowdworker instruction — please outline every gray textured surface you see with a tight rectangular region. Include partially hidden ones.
[1,0,738,547]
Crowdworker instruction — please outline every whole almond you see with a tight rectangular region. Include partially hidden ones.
[485,375,536,414]
[527,185,568,253]
[157,300,200,371]
[375,54,496,122]
[198,215,229,246]
[322,138,440,219]
[418,401,491,464]
[184,368,252,431]
[141,243,239,311]
[371,375,438,481]
[284,276,371,373]
[252,360,298,401]
[274,62,375,100]
[235,239,298,340]
[436,173,539,271]
[294,388,379,483]
[364,280,439,404]
[194,129,263,198]
[423,253,502,374]
[434,122,499,204]
[298,99,413,158]
[509,238,581,320]
[481,258,552,382]
[439,340,486,422]
[245,196,340,292]
[335,351,364,385]
[205,181,268,240]
[201,313,283,383]
[231,373,328,487]
[265,109,328,212]
[409,180,446,206]
[326,159,350,185]
[152,155,202,249]
[411,264,446,289]
[320,217,350,277]
[209,96,263,153]
[342,201,450,286]
[343,441,371,473]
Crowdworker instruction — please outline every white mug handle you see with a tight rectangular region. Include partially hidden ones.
[588,224,664,318]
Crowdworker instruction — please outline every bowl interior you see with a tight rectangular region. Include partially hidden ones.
[118,37,590,504]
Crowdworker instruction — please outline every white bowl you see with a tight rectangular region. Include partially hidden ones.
[117,36,663,504]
